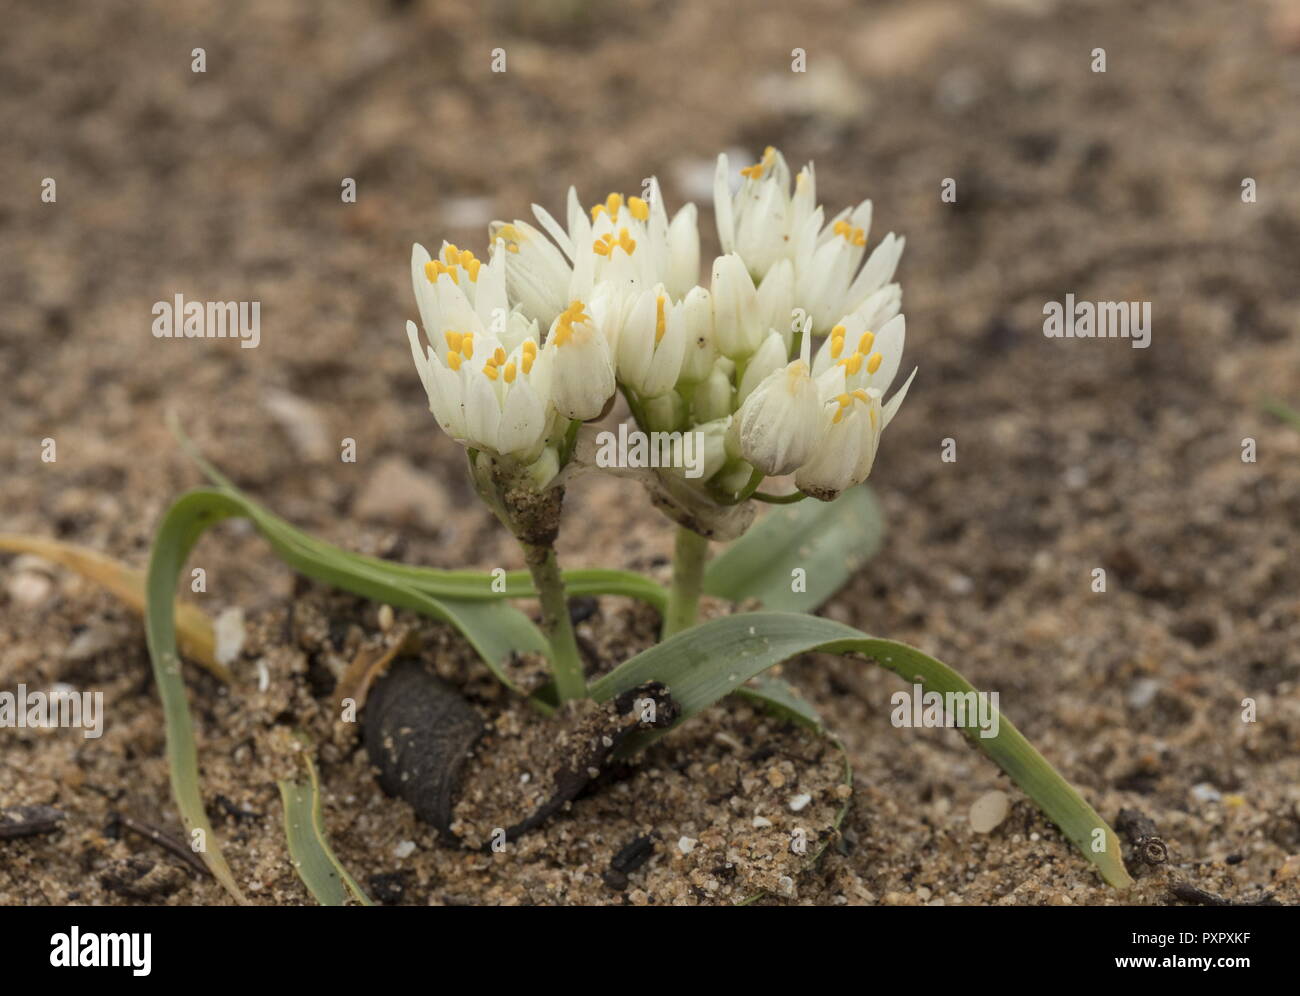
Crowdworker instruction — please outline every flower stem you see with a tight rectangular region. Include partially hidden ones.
[522,542,587,702]
[663,526,710,638]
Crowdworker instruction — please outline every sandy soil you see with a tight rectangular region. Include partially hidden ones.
[1,0,1298,905]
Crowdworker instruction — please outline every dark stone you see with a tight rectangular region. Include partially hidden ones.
[363,658,484,837]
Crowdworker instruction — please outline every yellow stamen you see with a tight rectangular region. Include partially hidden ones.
[482,362,498,380]
[593,234,613,257]
[466,258,481,281]
[590,204,606,221]
[446,350,462,371]
[522,351,534,374]
[498,224,520,241]
[655,295,666,344]
[838,352,863,375]
[858,330,874,353]
[605,192,623,217]
[503,361,517,383]
[522,339,537,358]
[629,196,649,221]
[617,228,636,255]
[866,352,882,374]
[493,347,506,365]
[444,330,463,352]
[461,334,474,359]
[507,243,519,253]
[852,389,871,403]
[443,244,459,263]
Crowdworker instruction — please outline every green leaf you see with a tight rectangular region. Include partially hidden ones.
[703,485,883,613]
[145,488,553,902]
[732,675,825,731]
[590,612,1134,888]
[279,752,373,906]
[167,415,668,612]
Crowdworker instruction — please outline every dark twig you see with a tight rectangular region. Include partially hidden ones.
[114,813,212,878]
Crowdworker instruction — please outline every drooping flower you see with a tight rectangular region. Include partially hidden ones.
[794,365,917,501]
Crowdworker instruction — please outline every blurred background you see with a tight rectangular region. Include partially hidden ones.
[2,0,1298,904]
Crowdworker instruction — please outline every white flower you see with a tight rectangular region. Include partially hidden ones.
[406,321,552,462]
[491,182,700,328]
[794,366,917,501]
[544,299,616,421]
[676,286,717,386]
[714,146,906,335]
[710,253,763,359]
[616,286,686,398]
[812,313,907,398]
[714,147,818,279]
[735,333,822,476]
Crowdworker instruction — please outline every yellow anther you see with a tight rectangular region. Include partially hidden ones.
[830,324,846,338]
[522,339,537,358]
[858,330,875,353]
[493,347,506,365]
[606,193,623,217]
[507,243,519,253]
[446,350,462,372]
[590,204,606,221]
[503,361,517,383]
[866,352,882,374]
[498,224,520,241]
[833,220,849,236]
[836,393,852,407]
[852,389,870,403]
[553,323,572,347]
[593,233,614,257]
[852,230,866,246]
[444,330,463,352]
[655,295,666,344]
[522,351,535,374]
[482,362,498,380]
[629,196,649,222]
[838,352,863,375]
[443,244,459,263]
[832,407,845,425]
[424,260,438,283]
[461,334,474,359]
[617,228,637,255]
[830,336,845,359]
[466,258,481,281]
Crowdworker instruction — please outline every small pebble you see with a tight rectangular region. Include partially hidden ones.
[393,840,416,859]
[1191,783,1221,804]
[751,815,773,829]
[969,790,1010,833]
[7,571,52,608]
[677,836,697,855]
[789,793,812,812]
[1127,678,1160,710]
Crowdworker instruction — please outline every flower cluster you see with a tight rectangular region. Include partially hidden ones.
[405,147,914,505]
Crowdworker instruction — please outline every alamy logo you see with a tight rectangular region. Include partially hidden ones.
[890,683,1000,739]
[50,927,151,976]
[1042,294,1151,349]
[152,294,261,348]
[594,424,705,478]
[0,683,102,739]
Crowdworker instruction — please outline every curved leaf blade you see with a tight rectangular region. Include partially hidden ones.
[703,485,883,612]
[591,612,1133,888]
[279,752,372,906]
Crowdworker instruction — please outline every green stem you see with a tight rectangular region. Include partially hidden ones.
[663,526,710,638]
[522,542,587,702]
